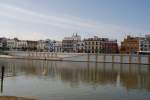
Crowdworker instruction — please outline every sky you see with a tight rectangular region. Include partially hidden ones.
[0,0,150,42]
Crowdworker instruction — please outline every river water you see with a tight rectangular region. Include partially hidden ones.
[0,58,150,100]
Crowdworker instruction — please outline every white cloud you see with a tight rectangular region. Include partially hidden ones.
[0,2,147,41]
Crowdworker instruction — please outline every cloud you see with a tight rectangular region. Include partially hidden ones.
[0,2,147,41]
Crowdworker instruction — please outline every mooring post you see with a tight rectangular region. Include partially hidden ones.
[1,66,5,93]
[104,54,106,63]
[88,53,90,62]
[129,54,131,64]
[96,53,98,63]
[112,54,114,63]
[149,55,150,65]
[138,54,141,64]
[120,54,123,63]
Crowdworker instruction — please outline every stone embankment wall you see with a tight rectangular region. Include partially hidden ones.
[5,51,150,64]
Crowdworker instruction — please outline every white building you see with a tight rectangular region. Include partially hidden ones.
[7,38,18,50]
[73,34,81,52]
[72,33,81,41]
[16,40,27,50]
[37,40,47,51]
[53,41,62,52]
[139,35,150,53]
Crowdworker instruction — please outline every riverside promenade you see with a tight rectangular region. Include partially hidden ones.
[2,51,150,65]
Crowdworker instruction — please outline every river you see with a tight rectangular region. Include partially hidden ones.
[0,58,150,100]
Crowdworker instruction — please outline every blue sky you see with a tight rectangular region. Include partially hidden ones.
[0,0,149,42]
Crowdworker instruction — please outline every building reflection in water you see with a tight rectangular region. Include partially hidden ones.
[0,58,150,92]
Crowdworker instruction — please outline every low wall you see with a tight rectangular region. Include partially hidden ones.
[63,54,150,64]
[4,51,150,65]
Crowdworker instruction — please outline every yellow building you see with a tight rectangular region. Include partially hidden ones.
[120,36,139,54]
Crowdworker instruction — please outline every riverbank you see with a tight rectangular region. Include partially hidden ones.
[0,54,62,61]
[0,55,13,58]
[1,51,150,65]
[0,96,36,100]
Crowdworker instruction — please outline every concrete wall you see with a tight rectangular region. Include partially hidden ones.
[5,51,150,64]
[63,53,150,64]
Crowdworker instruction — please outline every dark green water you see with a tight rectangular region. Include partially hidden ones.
[0,59,150,100]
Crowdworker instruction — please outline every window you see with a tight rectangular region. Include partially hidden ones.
[92,42,94,45]
[92,46,94,49]
[85,42,87,45]
[96,42,98,45]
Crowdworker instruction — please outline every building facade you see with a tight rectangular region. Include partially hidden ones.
[45,40,55,52]
[53,41,62,52]
[84,36,118,53]
[6,38,18,50]
[27,41,38,51]
[120,35,139,54]
[16,40,27,51]
[62,34,81,52]
[62,37,74,52]
[0,38,7,50]
[76,41,85,53]
[139,35,150,54]
[37,40,47,52]
[103,39,119,53]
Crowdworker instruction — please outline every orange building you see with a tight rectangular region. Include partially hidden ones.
[120,36,139,54]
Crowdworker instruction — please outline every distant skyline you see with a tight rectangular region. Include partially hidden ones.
[0,0,149,42]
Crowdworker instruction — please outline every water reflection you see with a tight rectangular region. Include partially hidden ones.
[0,59,150,92]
